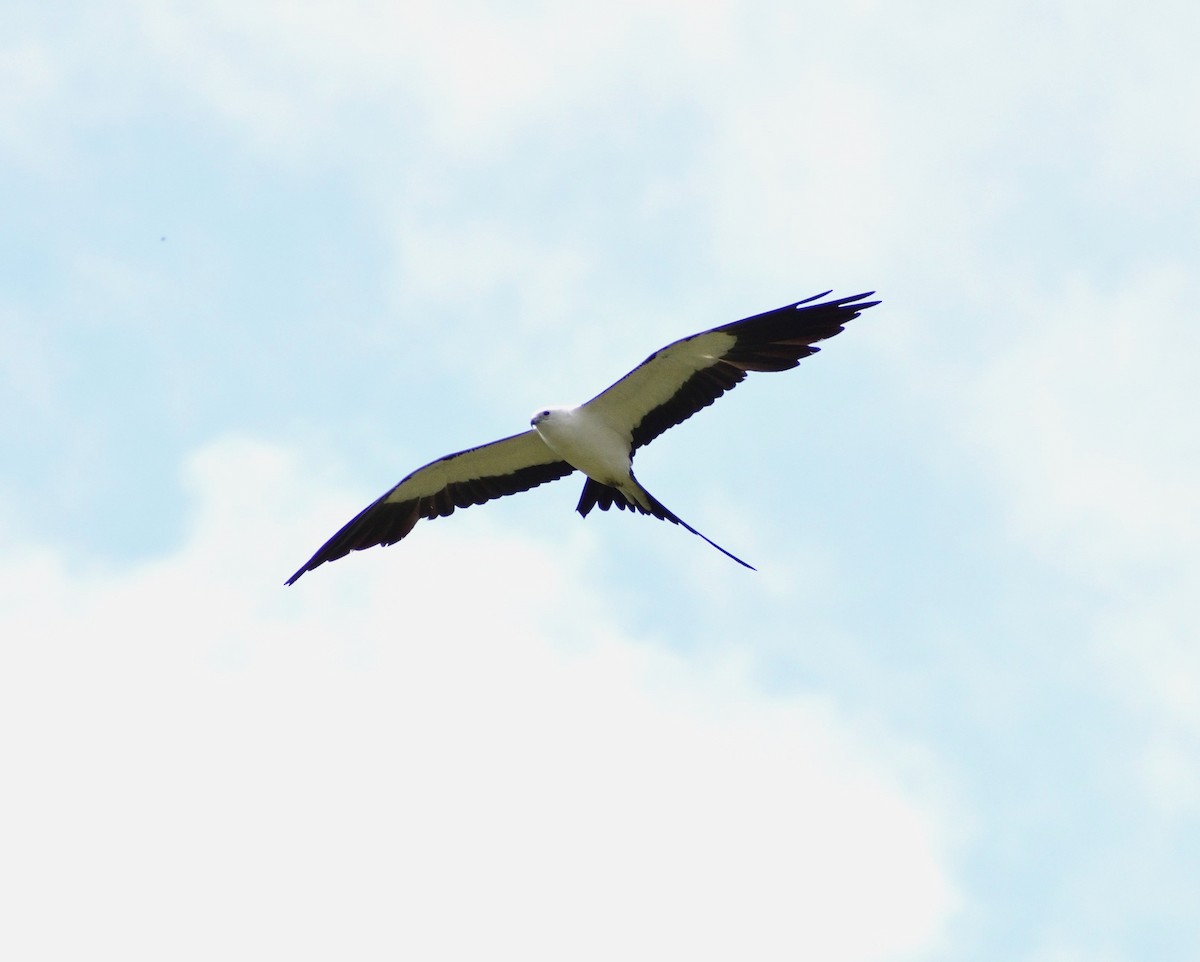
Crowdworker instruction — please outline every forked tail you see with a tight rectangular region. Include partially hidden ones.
[575,475,756,570]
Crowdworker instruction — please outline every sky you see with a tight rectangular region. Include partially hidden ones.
[2,1,1198,959]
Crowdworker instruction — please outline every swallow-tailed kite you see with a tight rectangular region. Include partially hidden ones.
[286,290,879,584]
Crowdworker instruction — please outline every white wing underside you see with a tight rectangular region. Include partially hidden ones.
[383,430,563,503]
[581,330,738,438]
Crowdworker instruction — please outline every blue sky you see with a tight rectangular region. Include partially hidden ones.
[3,1,1198,959]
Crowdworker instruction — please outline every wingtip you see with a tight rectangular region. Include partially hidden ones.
[834,290,879,305]
[284,559,319,586]
[832,291,882,316]
[790,290,880,313]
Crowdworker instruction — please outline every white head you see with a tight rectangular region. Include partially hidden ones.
[530,406,571,427]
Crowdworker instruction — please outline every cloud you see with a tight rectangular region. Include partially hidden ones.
[13,2,1198,954]
[0,35,63,171]
[125,0,730,158]
[960,265,1200,817]
[0,435,957,960]
[968,266,1198,573]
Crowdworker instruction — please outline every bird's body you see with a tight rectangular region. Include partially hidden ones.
[286,291,879,584]
[531,407,631,490]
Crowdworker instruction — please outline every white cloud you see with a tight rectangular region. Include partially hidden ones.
[0,435,957,961]
[0,36,63,170]
[958,265,1200,816]
[388,220,598,397]
[124,0,735,158]
[702,66,891,282]
[968,266,1198,575]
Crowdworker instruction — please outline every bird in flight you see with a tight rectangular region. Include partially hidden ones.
[286,290,879,584]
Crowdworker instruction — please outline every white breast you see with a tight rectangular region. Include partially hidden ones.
[532,407,632,486]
